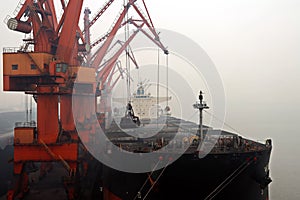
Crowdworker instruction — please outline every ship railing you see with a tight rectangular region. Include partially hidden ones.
[109,135,266,153]
[3,47,20,53]
[211,136,266,153]
[15,121,36,128]
[3,46,34,53]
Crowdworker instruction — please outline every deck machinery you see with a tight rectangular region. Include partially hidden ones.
[2,0,167,199]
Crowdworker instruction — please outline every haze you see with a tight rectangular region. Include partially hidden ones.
[0,1,299,199]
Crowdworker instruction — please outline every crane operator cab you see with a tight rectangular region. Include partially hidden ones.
[120,102,141,129]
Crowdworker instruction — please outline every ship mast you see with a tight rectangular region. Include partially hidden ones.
[193,91,209,141]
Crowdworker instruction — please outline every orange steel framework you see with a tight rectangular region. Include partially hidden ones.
[3,0,168,199]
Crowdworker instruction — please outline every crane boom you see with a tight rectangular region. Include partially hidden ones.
[97,24,143,91]
[91,0,137,68]
[55,0,84,64]
[88,0,116,29]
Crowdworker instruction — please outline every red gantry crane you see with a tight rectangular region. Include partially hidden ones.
[3,0,91,199]
[3,0,168,199]
[82,0,168,129]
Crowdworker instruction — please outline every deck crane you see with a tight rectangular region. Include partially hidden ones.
[3,0,168,199]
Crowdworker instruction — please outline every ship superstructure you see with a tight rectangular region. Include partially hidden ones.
[113,81,171,121]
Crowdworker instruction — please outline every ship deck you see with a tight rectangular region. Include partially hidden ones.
[105,116,268,155]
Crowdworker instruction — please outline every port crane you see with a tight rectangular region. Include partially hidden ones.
[3,0,168,199]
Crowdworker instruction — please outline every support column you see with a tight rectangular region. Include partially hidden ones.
[37,94,59,143]
[60,95,76,131]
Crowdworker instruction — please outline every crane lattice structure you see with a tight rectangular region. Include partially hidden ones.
[3,0,168,199]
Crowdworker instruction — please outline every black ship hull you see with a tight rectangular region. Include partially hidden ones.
[101,148,271,200]
[0,113,272,200]
[0,141,272,200]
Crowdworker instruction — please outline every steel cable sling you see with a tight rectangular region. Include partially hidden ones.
[142,159,171,200]
[132,158,171,200]
[204,158,254,200]
[133,159,161,200]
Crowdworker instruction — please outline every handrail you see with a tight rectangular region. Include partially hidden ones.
[15,121,36,128]
[3,47,34,53]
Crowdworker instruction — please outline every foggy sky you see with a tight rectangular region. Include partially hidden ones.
[0,1,299,199]
[1,0,299,136]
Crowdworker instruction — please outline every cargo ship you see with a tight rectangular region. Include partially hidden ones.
[0,88,272,200]
[91,89,273,200]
